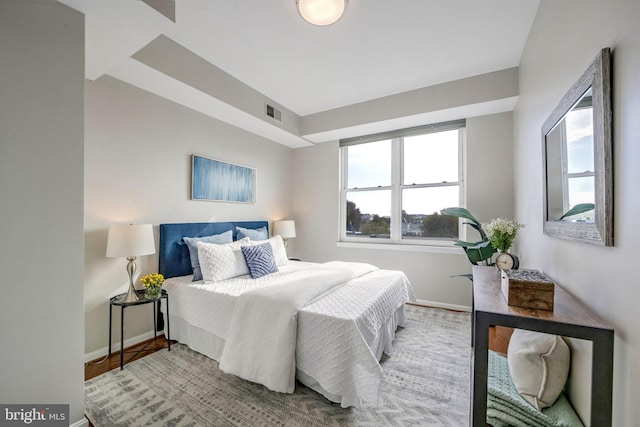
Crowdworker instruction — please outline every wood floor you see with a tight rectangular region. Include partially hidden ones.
[84,335,172,381]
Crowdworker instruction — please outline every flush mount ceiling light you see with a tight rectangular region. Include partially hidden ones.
[296,0,348,26]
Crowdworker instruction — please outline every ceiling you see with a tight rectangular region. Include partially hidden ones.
[57,0,540,147]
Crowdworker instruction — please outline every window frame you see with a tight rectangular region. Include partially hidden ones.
[339,121,466,247]
[560,106,596,214]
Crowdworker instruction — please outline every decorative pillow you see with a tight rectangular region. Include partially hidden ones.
[197,238,251,283]
[236,226,268,241]
[241,242,278,279]
[250,235,289,266]
[507,329,570,410]
[182,230,233,281]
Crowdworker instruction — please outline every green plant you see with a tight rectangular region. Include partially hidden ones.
[482,218,525,252]
[558,203,595,220]
[442,207,496,266]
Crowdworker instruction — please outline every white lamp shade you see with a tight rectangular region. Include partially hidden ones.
[106,224,156,258]
[273,220,296,239]
[297,0,347,26]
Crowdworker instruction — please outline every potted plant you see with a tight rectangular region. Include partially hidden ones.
[482,217,525,253]
[141,273,165,299]
[442,207,497,266]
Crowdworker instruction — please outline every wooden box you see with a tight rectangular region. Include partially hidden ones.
[500,269,555,311]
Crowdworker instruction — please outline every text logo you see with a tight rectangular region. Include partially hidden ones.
[1,405,68,426]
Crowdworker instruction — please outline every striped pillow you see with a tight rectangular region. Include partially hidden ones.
[241,242,278,279]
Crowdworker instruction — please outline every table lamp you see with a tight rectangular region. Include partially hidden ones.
[273,220,296,247]
[106,224,156,302]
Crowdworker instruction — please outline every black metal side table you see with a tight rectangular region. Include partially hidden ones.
[108,289,170,369]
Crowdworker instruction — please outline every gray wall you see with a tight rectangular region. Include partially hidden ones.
[0,0,86,424]
[292,112,514,308]
[514,0,640,424]
[84,77,295,356]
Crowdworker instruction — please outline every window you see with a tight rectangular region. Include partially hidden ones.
[562,94,595,221]
[340,120,465,245]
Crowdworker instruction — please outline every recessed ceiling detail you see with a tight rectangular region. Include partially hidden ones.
[56,0,539,147]
[141,0,175,23]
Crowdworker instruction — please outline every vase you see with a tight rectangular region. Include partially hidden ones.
[144,286,162,299]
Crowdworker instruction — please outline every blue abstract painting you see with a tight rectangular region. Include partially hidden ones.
[192,155,256,203]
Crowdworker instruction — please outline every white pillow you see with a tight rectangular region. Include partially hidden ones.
[507,329,570,410]
[249,235,289,267]
[197,238,250,282]
[182,230,233,281]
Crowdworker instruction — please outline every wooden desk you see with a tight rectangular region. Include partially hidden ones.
[471,266,614,426]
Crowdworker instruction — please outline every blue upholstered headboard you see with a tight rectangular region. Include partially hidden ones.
[158,221,268,278]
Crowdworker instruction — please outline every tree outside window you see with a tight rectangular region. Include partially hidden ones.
[341,121,465,245]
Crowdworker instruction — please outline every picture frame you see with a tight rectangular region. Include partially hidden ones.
[191,154,256,204]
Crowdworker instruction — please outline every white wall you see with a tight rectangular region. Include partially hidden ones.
[514,0,640,425]
[292,112,514,308]
[84,77,294,356]
[0,0,86,424]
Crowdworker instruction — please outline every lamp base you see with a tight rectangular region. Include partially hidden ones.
[121,256,141,303]
[121,283,140,303]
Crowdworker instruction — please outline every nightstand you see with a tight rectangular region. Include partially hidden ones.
[108,289,171,369]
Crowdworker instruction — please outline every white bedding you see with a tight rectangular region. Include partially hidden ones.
[160,261,415,408]
[219,262,379,394]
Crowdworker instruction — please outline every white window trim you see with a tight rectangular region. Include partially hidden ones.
[338,125,466,248]
[336,241,464,254]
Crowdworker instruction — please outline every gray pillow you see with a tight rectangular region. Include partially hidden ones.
[236,226,268,241]
[183,230,233,281]
[507,329,570,410]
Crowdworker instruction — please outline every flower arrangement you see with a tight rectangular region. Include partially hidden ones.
[482,218,525,252]
[141,273,164,298]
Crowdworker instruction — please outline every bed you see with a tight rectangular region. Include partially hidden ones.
[158,221,416,408]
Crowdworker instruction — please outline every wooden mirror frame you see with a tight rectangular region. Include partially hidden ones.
[542,48,613,246]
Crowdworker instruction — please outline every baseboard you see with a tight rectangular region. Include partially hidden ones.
[84,330,156,363]
[70,417,89,427]
[414,299,472,312]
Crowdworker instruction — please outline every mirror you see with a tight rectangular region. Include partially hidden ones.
[542,48,613,245]
[545,88,595,222]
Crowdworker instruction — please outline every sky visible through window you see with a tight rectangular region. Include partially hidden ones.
[347,130,459,216]
[565,108,594,173]
[565,106,594,205]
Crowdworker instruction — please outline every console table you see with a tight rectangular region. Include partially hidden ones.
[471,266,614,426]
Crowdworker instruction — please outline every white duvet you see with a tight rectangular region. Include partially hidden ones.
[161,261,415,408]
[219,261,378,394]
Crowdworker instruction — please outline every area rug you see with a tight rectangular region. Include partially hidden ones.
[85,305,471,426]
